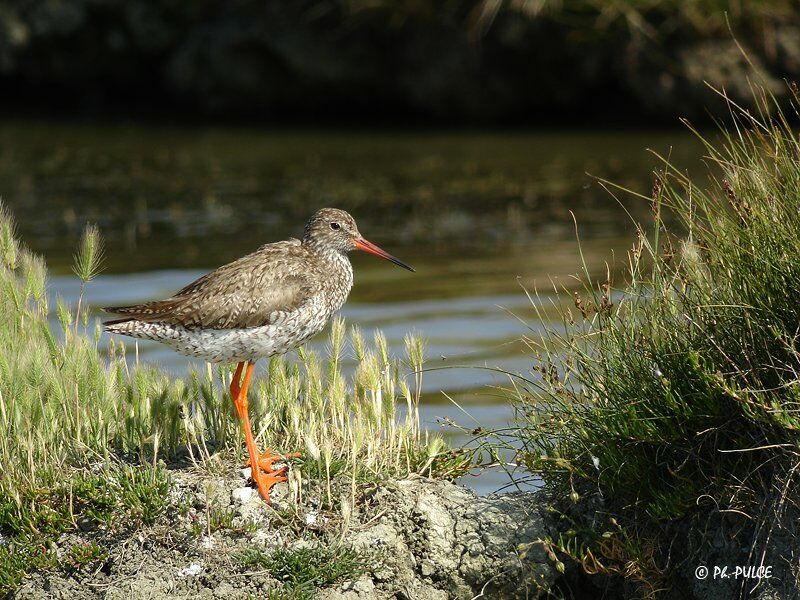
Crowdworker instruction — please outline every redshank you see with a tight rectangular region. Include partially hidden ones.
[103,208,414,502]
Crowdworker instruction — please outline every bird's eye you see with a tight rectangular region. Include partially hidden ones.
[330,222,341,230]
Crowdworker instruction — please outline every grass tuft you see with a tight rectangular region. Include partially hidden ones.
[239,543,370,599]
[517,85,800,592]
[72,223,104,283]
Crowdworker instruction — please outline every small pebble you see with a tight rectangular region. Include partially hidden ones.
[232,487,255,504]
[420,559,435,577]
[176,563,203,577]
[353,577,375,594]
[201,535,215,549]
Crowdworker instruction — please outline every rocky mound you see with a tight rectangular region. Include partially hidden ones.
[13,472,557,599]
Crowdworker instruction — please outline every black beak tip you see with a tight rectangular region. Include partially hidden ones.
[394,258,416,272]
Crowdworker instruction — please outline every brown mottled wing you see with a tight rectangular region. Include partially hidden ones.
[104,240,318,330]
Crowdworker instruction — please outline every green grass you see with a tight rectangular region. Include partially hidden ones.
[0,206,467,593]
[0,462,172,591]
[239,543,370,599]
[0,539,57,592]
[517,86,800,593]
[0,463,171,538]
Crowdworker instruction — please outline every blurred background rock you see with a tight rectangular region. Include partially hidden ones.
[1,0,797,123]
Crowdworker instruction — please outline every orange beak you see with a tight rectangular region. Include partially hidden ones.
[354,238,415,272]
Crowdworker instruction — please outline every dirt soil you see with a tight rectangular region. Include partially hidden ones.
[12,468,557,599]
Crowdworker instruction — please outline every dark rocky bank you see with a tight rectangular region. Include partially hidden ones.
[1,1,799,124]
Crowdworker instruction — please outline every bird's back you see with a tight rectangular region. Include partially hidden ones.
[103,238,354,362]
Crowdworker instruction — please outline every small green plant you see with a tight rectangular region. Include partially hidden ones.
[115,463,171,526]
[71,472,119,529]
[239,543,370,597]
[205,503,237,534]
[63,540,107,572]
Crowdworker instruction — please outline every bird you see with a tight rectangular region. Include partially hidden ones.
[103,208,414,502]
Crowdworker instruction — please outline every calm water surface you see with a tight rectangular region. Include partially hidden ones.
[0,120,705,494]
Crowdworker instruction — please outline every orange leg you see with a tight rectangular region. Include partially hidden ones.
[229,362,245,398]
[230,361,299,503]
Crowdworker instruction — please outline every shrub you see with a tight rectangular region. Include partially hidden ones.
[518,86,800,592]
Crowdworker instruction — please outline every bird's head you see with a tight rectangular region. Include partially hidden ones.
[303,208,415,272]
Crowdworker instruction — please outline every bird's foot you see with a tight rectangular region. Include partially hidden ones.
[258,449,301,475]
[251,470,288,503]
[246,450,300,503]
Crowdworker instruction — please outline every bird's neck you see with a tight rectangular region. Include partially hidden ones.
[306,244,353,280]
[307,246,353,311]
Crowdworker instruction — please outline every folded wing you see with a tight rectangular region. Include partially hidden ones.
[104,241,318,330]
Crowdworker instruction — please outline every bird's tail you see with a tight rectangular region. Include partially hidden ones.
[103,304,139,333]
[103,317,136,334]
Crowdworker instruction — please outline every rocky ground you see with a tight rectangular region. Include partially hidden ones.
[13,470,558,600]
[12,465,800,599]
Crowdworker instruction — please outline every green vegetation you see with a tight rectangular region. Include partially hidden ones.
[0,205,462,593]
[0,462,174,591]
[239,543,370,599]
[518,86,800,592]
[0,540,57,592]
[63,540,108,573]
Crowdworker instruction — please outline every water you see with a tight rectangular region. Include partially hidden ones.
[1,119,704,494]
